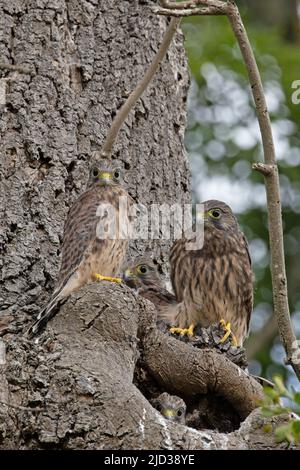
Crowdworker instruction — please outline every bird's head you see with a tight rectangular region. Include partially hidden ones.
[88,166,123,187]
[153,393,186,424]
[122,258,161,290]
[197,200,238,232]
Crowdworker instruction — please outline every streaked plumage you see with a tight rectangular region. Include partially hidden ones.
[151,392,186,424]
[122,258,178,321]
[27,166,132,336]
[170,200,253,346]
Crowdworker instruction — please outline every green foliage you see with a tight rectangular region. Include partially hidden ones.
[275,420,300,444]
[260,376,300,444]
[183,14,300,124]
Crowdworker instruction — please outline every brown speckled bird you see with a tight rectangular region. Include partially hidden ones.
[169,200,253,347]
[122,258,178,321]
[151,392,186,424]
[27,166,133,336]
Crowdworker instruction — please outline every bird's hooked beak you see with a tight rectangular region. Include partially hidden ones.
[161,408,177,421]
[123,268,134,280]
[122,268,137,288]
[99,172,113,184]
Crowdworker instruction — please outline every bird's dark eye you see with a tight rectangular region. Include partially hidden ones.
[114,168,121,180]
[138,265,148,275]
[210,209,221,219]
[177,409,183,417]
[91,167,99,178]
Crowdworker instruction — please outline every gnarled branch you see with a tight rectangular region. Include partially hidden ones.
[3,283,291,449]
[142,326,264,419]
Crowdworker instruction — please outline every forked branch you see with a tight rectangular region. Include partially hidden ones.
[226,1,300,380]
[154,0,300,380]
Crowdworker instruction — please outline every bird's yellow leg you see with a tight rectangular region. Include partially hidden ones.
[170,324,195,337]
[219,319,237,346]
[92,273,122,283]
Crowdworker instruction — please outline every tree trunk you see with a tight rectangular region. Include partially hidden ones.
[0,0,297,450]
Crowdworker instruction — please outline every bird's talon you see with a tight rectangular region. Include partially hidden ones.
[170,326,184,335]
[92,273,122,283]
[219,328,231,344]
[219,320,238,346]
[170,324,194,337]
[186,324,195,336]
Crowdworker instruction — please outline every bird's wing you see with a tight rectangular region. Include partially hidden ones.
[241,233,253,332]
[170,235,209,305]
[242,232,252,268]
[55,185,132,294]
[55,188,104,294]
[170,238,190,302]
[140,286,177,306]
[27,185,131,337]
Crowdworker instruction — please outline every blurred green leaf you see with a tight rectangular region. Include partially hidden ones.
[291,420,300,436]
[264,387,281,402]
[273,376,288,396]
[294,392,300,405]
[263,423,272,433]
[275,424,294,443]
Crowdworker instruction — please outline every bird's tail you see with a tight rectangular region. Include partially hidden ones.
[26,271,79,338]
[26,292,63,338]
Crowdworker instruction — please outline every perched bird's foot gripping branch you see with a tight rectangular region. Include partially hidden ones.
[219,319,237,347]
[170,323,195,337]
[92,273,123,284]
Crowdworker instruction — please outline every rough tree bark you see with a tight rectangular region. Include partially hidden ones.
[0,0,297,450]
[0,283,294,449]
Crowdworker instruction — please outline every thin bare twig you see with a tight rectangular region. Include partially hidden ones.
[155,0,226,16]
[99,17,180,159]
[153,6,226,16]
[154,0,300,381]
[226,0,300,380]
[160,0,199,9]
[160,0,226,8]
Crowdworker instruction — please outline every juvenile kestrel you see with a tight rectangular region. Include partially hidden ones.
[27,166,133,336]
[170,200,253,347]
[122,258,178,322]
[151,392,186,424]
